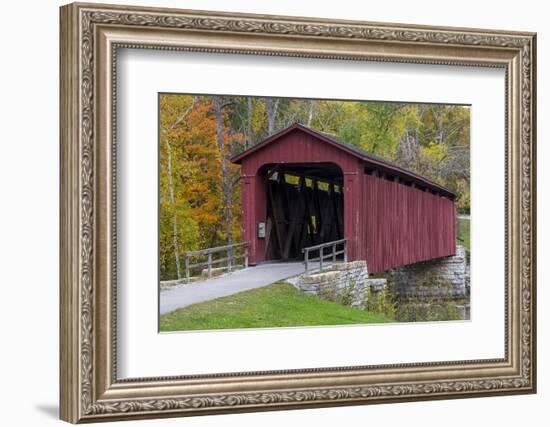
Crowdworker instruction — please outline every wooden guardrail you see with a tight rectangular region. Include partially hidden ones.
[302,239,347,273]
[184,243,248,283]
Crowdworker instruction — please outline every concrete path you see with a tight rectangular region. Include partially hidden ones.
[160,262,306,315]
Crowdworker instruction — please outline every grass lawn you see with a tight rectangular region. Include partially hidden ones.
[160,282,395,332]
[457,218,470,251]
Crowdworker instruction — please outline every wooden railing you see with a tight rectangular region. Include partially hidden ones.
[184,243,249,283]
[302,239,347,273]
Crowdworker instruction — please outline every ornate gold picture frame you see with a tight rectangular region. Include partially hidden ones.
[60,2,536,423]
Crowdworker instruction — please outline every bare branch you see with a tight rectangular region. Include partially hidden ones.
[170,97,197,130]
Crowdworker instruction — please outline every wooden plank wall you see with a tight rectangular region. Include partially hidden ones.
[238,128,456,269]
[362,174,456,274]
[239,130,360,264]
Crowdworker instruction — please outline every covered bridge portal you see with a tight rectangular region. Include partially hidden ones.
[231,124,456,274]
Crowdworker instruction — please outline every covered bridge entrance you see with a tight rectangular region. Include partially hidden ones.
[231,124,456,274]
[260,162,343,261]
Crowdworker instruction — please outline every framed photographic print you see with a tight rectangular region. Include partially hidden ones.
[60,2,536,423]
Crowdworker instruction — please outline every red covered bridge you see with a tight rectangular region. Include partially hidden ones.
[231,124,456,274]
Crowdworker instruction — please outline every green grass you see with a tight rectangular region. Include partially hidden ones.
[457,218,470,251]
[160,282,395,332]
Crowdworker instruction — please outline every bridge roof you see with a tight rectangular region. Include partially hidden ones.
[231,123,456,199]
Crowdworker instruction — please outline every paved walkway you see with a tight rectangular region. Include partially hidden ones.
[160,262,306,315]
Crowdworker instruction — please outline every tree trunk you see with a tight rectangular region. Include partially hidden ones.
[247,97,254,147]
[213,97,234,252]
[307,100,315,127]
[397,128,419,170]
[162,98,195,280]
[265,97,280,136]
[165,139,182,280]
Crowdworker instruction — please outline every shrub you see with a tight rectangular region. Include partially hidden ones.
[366,286,397,320]
[395,298,461,322]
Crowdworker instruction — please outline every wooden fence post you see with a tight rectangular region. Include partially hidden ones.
[344,240,348,263]
[302,239,346,274]
[227,248,232,272]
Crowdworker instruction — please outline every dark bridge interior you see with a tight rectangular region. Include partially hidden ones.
[262,163,344,261]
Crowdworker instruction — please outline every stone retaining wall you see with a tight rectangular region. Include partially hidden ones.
[294,261,386,309]
[389,245,468,301]
[293,247,469,320]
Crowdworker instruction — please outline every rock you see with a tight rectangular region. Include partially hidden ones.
[295,260,386,308]
[455,304,471,320]
[364,278,387,292]
[332,260,368,271]
[298,271,341,284]
[389,245,467,300]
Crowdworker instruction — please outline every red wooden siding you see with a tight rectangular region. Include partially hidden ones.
[232,124,457,272]
[238,129,362,264]
[239,129,361,176]
[362,174,456,273]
